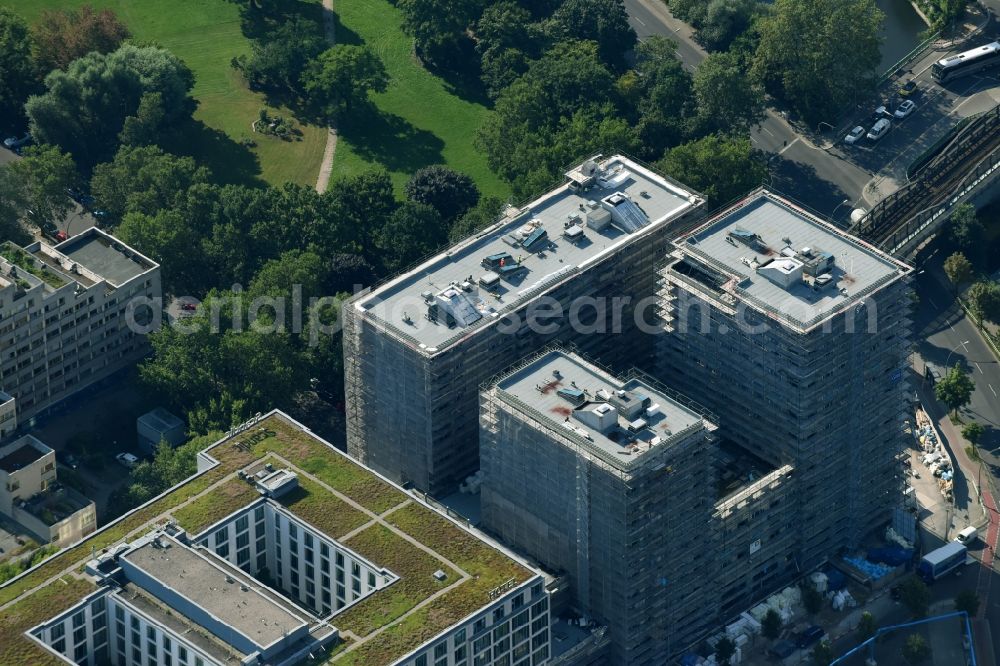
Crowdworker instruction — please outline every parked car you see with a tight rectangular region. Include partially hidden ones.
[3,133,31,150]
[116,452,139,468]
[181,302,197,312]
[894,100,916,119]
[796,625,826,649]
[867,118,891,141]
[60,452,79,469]
[54,230,69,242]
[899,80,918,96]
[845,126,866,144]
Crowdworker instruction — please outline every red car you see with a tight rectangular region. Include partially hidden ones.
[180,303,197,312]
[54,230,68,242]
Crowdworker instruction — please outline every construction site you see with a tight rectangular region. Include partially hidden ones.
[344,155,706,493]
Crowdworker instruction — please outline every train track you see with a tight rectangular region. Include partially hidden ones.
[860,104,1000,246]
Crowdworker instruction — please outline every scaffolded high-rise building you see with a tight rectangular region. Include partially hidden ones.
[657,190,913,575]
[345,156,705,494]
[480,348,719,664]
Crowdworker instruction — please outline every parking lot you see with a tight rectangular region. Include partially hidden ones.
[829,30,1000,208]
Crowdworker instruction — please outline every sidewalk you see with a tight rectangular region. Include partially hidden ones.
[913,357,990,538]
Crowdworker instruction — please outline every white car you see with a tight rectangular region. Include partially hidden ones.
[116,452,139,468]
[894,100,916,119]
[845,126,865,144]
[867,118,891,141]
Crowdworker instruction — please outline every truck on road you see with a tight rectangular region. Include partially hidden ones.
[918,541,968,582]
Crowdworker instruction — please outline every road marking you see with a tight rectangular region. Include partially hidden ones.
[778,137,800,155]
[990,384,997,398]
[634,16,646,26]
[761,126,775,138]
[928,297,937,309]
[976,361,984,373]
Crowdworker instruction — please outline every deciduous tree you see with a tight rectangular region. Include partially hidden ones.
[405,165,480,223]
[4,144,77,232]
[935,364,975,419]
[547,0,636,70]
[375,201,448,274]
[899,576,930,618]
[231,17,326,92]
[91,145,209,221]
[26,44,195,166]
[857,610,876,640]
[751,0,883,123]
[943,251,973,287]
[812,640,834,666]
[656,134,766,206]
[715,636,735,665]
[950,203,984,252]
[761,608,782,640]
[31,5,130,74]
[0,8,35,130]
[902,633,930,664]
[303,45,389,117]
[961,421,984,455]
[694,51,765,134]
[967,280,1000,324]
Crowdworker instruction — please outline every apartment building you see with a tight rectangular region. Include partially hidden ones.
[657,190,913,570]
[480,348,719,664]
[345,155,705,493]
[18,411,552,666]
[0,433,96,546]
[0,227,161,424]
[0,390,14,439]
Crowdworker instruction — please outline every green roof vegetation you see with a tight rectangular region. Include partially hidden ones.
[280,477,369,541]
[171,477,261,534]
[0,246,67,289]
[336,523,458,637]
[0,414,535,666]
[0,576,96,664]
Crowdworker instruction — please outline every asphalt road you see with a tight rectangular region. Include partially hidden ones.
[914,259,1000,455]
[623,0,1000,224]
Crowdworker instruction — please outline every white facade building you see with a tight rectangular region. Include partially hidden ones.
[0,228,161,424]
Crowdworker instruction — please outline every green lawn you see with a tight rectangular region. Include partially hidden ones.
[332,0,509,199]
[4,0,327,187]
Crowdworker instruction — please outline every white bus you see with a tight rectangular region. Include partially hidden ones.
[932,41,1000,83]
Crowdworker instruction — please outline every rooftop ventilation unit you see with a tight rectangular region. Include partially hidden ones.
[522,226,548,251]
[479,271,500,289]
[729,228,764,250]
[482,252,514,270]
[602,193,649,233]
[557,387,586,405]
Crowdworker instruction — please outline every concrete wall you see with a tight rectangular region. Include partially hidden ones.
[0,437,55,514]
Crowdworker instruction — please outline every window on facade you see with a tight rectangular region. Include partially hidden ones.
[236,515,249,533]
[214,528,227,546]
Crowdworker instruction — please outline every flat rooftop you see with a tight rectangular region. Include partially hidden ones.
[355,155,701,352]
[58,228,157,287]
[716,441,778,502]
[122,534,308,648]
[0,436,49,473]
[9,412,539,666]
[495,349,711,470]
[675,191,910,331]
[116,583,246,664]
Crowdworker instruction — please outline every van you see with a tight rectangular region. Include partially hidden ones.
[956,526,977,544]
[867,118,891,141]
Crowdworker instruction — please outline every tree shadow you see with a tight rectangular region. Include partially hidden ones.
[767,158,851,222]
[339,106,445,174]
[164,118,263,187]
[333,14,363,47]
[230,0,325,40]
